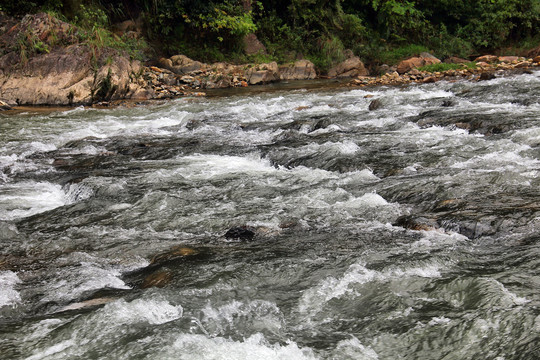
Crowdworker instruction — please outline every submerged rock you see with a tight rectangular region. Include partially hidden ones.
[59,297,116,312]
[224,226,256,241]
[441,100,455,107]
[479,72,496,81]
[141,270,173,289]
[150,246,200,266]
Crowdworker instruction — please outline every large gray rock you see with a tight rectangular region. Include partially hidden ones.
[328,56,369,77]
[279,60,317,80]
[0,45,148,105]
[0,14,149,105]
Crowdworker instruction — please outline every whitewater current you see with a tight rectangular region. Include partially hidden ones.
[1,73,540,359]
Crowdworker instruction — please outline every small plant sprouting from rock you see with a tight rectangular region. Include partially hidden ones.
[91,68,117,102]
[67,90,75,105]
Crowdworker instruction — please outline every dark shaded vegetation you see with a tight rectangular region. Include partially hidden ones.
[1,0,539,70]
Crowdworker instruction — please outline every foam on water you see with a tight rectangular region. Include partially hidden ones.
[25,340,77,360]
[41,251,148,304]
[409,230,468,251]
[99,298,183,325]
[0,181,67,220]
[23,298,182,359]
[330,336,379,360]
[298,261,443,317]
[172,154,276,180]
[159,333,317,360]
[42,263,130,303]
[450,148,540,173]
[0,270,22,307]
[201,300,285,337]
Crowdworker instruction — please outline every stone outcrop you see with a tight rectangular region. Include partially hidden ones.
[0,45,149,105]
[396,53,441,74]
[155,55,318,88]
[328,56,369,77]
[0,13,151,105]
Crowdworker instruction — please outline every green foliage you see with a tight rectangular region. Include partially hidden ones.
[71,4,148,61]
[371,0,428,41]
[308,35,346,72]
[196,7,257,41]
[417,62,477,72]
[13,26,51,65]
[74,4,108,29]
[425,25,474,60]
[145,0,258,53]
[2,0,540,71]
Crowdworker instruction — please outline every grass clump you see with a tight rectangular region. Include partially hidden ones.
[418,62,477,73]
[377,44,430,65]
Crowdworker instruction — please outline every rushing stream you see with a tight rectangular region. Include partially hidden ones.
[1,73,540,359]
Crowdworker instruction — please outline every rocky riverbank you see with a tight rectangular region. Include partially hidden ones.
[348,54,540,88]
[1,13,540,109]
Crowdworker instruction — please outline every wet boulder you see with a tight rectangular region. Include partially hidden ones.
[141,270,173,289]
[479,72,496,81]
[395,215,439,231]
[368,99,383,111]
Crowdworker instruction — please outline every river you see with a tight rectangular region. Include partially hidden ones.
[1,73,540,359]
